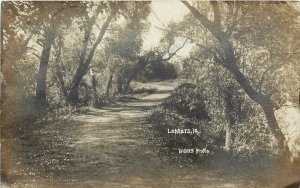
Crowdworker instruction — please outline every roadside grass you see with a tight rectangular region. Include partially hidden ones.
[142,82,279,177]
[7,105,81,183]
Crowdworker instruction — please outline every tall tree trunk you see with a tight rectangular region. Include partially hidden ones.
[36,28,56,108]
[68,12,115,105]
[91,73,97,106]
[117,75,124,94]
[68,62,90,104]
[54,41,69,100]
[228,65,290,156]
[105,74,113,98]
[55,68,68,100]
[92,74,97,94]
[224,126,232,151]
[224,86,235,152]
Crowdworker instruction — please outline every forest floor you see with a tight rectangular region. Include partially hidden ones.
[4,80,299,188]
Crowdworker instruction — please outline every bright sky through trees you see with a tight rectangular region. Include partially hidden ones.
[142,1,191,58]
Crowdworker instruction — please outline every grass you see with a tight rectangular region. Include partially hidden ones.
[143,82,279,173]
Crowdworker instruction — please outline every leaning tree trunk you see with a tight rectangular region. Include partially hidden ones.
[121,57,149,94]
[68,12,115,105]
[68,62,89,104]
[228,64,290,159]
[261,100,291,164]
[36,27,56,108]
[182,1,291,162]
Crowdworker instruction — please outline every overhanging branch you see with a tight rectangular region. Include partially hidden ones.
[160,38,188,61]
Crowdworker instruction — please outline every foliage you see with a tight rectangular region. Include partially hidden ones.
[136,61,178,82]
[173,1,300,158]
[185,59,278,161]
[162,83,210,120]
[108,2,151,60]
[2,2,299,178]
[12,104,80,180]
[231,116,276,162]
[144,107,221,165]
[145,82,277,164]
[2,1,153,109]
[144,83,219,164]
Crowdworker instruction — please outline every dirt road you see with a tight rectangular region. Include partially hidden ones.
[9,81,262,187]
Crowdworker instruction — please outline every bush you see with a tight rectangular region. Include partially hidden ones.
[144,108,221,165]
[144,82,277,167]
[143,83,218,165]
[136,61,178,82]
[231,121,276,162]
[161,83,211,120]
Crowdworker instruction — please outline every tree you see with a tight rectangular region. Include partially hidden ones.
[2,2,84,108]
[108,2,151,94]
[28,2,81,107]
[181,1,300,162]
[67,2,118,104]
[1,2,33,181]
[35,19,56,107]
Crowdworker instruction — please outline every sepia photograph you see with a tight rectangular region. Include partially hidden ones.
[1,1,300,187]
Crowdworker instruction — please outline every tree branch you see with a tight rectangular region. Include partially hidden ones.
[182,1,222,39]
[210,1,221,28]
[182,1,267,104]
[182,1,235,63]
[32,52,40,59]
[154,26,206,49]
[84,10,117,66]
[226,2,240,37]
[79,8,102,65]
[285,50,300,54]
[159,38,188,61]
[257,61,294,93]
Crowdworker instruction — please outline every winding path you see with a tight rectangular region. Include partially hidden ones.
[11,81,263,187]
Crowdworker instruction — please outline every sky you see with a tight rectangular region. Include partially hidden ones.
[142,1,192,58]
[142,1,300,59]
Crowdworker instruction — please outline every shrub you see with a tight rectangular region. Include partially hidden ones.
[161,83,211,120]
[143,83,218,165]
[231,121,275,162]
[144,82,277,166]
[136,61,178,82]
[144,108,221,165]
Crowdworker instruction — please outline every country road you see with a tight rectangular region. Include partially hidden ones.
[5,81,295,188]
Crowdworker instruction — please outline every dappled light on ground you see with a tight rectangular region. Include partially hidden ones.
[7,81,298,188]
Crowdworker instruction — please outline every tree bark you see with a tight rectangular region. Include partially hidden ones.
[261,101,289,150]
[227,55,291,160]
[224,126,232,151]
[224,86,235,152]
[68,62,89,104]
[182,1,291,159]
[68,12,115,105]
[53,41,69,100]
[36,27,56,108]
[120,57,152,94]
[105,74,113,98]
[91,73,97,106]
